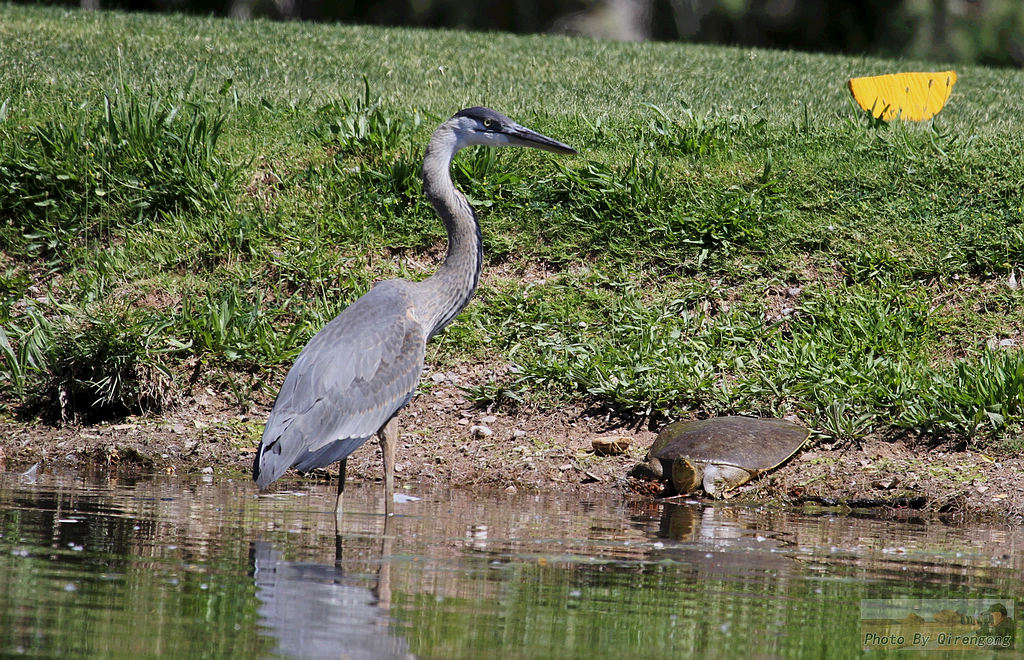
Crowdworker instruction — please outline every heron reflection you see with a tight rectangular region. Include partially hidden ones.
[252,518,410,659]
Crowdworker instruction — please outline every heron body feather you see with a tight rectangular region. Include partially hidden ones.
[254,281,425,488]
[252,107,575,496]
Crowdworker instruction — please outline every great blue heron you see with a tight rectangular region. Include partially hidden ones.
[253,107,576,515]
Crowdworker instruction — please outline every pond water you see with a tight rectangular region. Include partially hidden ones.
[0,471,1020,659]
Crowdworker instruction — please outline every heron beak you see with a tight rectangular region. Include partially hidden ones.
[508,125,577,155]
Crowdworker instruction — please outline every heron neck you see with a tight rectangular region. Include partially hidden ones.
[418,127,482,339]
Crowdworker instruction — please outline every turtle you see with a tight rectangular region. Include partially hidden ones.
[631,416,808,498]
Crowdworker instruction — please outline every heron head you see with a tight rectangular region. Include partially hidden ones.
[449,107,576,155]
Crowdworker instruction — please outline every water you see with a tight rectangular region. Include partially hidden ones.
[0,472,1021,659]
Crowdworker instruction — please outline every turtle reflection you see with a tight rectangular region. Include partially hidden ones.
[651,503,795,575]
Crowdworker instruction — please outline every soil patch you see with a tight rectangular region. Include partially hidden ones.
[3,367,1023,523]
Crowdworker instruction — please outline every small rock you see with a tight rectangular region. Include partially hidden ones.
[592,436,631,456]
[558,463,573,471]
[479,415,497,424]
[469,424,493,438]
[457,418,470,426]
[512,429,527,438]
[999,338,1016,348]
[171,424,187,434]
[504,485,517,494]
[430,372,446,383]
[786,287,802,298]
[201,467,214,474]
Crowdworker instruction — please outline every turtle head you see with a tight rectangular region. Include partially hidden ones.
[670,458,704,495]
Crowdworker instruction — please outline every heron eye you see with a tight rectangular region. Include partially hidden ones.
[482,118,492,128]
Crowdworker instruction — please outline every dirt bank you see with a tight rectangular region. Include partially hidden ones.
[3,368,1023,523]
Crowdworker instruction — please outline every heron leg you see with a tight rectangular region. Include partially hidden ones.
[334,458,347,527]
[380,416,398,516]
[377,513,393,610]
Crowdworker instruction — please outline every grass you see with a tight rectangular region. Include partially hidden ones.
[1,4,1023,451]
[0,80,238,265]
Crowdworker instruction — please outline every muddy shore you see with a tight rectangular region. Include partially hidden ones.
[3,369,1022,523]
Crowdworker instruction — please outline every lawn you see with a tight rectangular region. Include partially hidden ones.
[2,4,1023,451]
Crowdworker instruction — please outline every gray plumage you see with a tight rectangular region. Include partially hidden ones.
[255,281,423,486]
[253,107,576,500]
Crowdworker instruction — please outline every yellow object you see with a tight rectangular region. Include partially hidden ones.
[847,71,957,121]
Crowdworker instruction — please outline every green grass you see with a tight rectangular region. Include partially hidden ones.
[1,4,1023,450]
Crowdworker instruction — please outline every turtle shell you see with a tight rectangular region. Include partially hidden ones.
[648,416,808,471]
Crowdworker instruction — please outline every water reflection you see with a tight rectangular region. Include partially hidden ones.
[251,529,412,659]
[652,502,795,573]
[0,472,1021,659]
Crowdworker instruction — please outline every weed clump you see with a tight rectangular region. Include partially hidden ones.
[316,80,414,157]
[45,315,175,422]
[3,306,176,422]
[0,84,238,261]
[178,284,311,367]
[638,105,751,158]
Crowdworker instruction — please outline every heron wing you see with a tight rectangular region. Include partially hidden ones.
[254,281,426,488]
